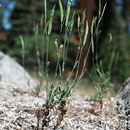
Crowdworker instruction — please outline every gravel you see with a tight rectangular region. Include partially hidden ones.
[0,82,126,130]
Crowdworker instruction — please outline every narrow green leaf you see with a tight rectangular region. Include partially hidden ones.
[40,15,44,27]
[97,68,103,78]
[79,71,85,80]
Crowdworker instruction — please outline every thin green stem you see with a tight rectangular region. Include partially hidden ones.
[46,36,49,93]
[60,21,64,33]
[62,33,67,70]
[54,55,60,81]
[44,0,47,24]
[72,28,83,83]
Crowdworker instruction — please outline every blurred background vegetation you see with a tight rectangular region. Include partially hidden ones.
[0,0,130,90]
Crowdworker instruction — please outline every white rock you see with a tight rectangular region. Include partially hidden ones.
[0,51,36,90]
[115,77,130,129]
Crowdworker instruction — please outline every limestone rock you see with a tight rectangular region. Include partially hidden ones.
[116,77,130,129]
[0,51,36,90]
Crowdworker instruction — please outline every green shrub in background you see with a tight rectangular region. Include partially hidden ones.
[12,0,59,64]
[0,0,129,82]
[5,0,78,70]
[93,2,130,83]
[0,0,44,63]
[0,0,57,62]
[99,30,130,82]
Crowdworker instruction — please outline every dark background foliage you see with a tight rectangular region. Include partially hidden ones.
[0,0,129,82]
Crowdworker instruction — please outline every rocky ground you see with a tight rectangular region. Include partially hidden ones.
[0,82,127,130]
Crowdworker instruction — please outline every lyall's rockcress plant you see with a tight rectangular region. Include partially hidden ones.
[21,0,108,129]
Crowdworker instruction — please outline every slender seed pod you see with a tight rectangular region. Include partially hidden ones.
[65,0,71,27]
[91,17,95,53]
[91,37,94,53]
[109,33,112,42]
[77,15,80,28]
[80,10,86,36]
[99,0,101,17]
[20,36,25,61]
[59,0,64,23]
[83,20,88,46]
[48,5,55,35]
[91,17,95,35]
[20,36,24,51]
[70,11,75,32]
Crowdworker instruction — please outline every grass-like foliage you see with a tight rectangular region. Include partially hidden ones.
[90,61,113,110]
[89,1,115,110]
[21,0,109,129]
